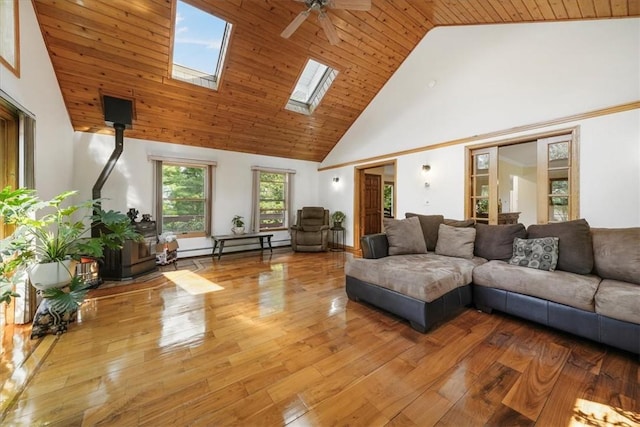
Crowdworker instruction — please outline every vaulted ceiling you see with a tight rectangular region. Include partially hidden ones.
[33,0,638,162]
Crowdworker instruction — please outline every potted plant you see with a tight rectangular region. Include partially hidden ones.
[231,215,245,234]
[0,187,139,311]
[331,211,346,228]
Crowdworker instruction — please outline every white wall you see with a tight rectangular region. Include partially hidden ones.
[321,18,640,245]
[0,2,74,198]
[72,132,320,256]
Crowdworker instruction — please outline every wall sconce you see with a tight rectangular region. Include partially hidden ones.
[332,177,340,183]
[422,164,431,187]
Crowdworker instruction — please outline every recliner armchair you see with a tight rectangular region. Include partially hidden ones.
[290,207,330,252]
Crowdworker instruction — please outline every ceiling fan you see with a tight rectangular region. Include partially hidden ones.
[281,0,372,45]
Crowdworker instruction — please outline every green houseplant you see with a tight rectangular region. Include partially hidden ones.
[231,215,245,234]
[0,187,139,310]
[331,211,346,228]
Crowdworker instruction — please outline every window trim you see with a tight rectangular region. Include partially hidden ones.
[286,58,338,115]
[0,0,19,77]
[251,166,295,232]
[153,157,215,237]
[169,0,232,91]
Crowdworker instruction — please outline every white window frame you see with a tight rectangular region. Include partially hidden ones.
[251,166,295,232]
[286,59,338,115]
[151,156,216,237]
[170,0,232,91]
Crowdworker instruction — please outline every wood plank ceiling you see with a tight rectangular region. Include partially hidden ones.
[33,0,638,162]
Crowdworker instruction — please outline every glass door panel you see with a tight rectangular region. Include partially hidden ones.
[468,148,497,224]
[538,135,576,223]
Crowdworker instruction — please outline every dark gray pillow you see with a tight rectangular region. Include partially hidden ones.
[509,237,559,271]
[474,223,527,261]
[527,219,593,274]
[435,224,476,259]
[383,217,427,255]
[405,213,444,251]
[444,218,476,228]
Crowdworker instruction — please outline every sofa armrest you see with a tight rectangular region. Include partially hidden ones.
[361,233,389,259]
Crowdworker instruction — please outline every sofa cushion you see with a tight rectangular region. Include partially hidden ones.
[591,228,640,285]
[346,253,486,303]
[474,223,527,261]
[473,260,601,311]
[508,237,559,271]
[435,224,476,259]
[405,213,444,251]
[444,218,475,228]
[527,219,594,275]
[595,279,640,324]
[383,217,427,255]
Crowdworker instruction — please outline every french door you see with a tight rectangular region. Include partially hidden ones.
[466,130,579,224]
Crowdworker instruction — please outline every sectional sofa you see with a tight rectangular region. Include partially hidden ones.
[345,215,640,354]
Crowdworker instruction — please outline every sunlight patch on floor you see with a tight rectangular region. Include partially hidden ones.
[571,398,640,427]
[163,270,224,295]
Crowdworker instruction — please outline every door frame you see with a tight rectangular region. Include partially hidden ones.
[464,126,579,224]
[353,159,397,254]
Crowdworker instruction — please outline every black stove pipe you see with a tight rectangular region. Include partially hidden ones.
[91,123,125,237]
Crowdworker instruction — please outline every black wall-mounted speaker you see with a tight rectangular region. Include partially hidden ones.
[103,95,133,128]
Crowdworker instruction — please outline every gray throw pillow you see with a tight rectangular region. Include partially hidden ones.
[435,224,476,259]
[527,219,593,274]
[383,217,427,255]
[444,218,476,228]
[405,213,444,251]
[509,237,559,271]
[474,223,527,261]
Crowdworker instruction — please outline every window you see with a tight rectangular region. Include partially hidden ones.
[0,0,19,77]
[286,59,338,115]
[383,182,394,218]
[154,159,214,236]
[251,167,295,232]
[171,0,232,90]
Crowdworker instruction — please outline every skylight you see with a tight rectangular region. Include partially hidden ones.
[171,0,232,90]
[286,59,338,115]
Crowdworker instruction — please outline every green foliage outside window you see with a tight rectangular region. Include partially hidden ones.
[162,165,206,233]
[259,172,286,229]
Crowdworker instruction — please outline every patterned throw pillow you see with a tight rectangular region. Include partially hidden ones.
[509,237,559,271]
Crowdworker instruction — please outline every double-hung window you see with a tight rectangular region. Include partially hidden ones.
[153,158,215,236]
[251,167,295,232]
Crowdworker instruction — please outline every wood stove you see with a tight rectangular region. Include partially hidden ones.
[101,221,158,280]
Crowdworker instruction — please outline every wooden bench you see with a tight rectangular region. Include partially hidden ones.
[211,232,273,260]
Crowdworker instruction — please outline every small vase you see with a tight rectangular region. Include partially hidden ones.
[232,226,245,235]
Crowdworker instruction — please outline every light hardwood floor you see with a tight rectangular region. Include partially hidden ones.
[1,249,638,426]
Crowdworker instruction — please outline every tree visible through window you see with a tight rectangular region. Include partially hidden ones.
[259,172,287,230]
[160,163,209,235]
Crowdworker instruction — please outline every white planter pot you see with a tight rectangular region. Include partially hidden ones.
[29,260,78,291]
[232,227,245,235]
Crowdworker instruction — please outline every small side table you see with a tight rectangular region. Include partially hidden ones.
[330,226,345,251]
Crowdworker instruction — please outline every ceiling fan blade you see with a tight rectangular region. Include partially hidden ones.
[328,0,371,11]
[318,11,341,45]
[281,10,311,39]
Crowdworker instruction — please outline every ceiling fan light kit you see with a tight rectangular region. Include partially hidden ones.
[281,0,371,44]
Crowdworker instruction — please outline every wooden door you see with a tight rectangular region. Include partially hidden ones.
[364,173,382,234]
